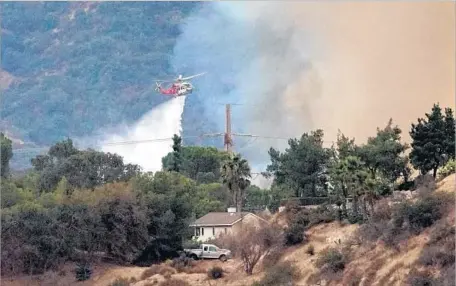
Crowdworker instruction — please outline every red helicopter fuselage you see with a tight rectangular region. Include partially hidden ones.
[158,83,179,96]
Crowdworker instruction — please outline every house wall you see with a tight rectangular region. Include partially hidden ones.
[194,226,232,242]
[231,213,264,233]
[192,213,266,242]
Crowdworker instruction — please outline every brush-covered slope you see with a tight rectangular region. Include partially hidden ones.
[6,175,454,286]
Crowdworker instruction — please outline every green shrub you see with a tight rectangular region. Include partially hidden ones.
[207,266,223,280]
[284,222,306,245]
[397,180,415,191]
[75,262,92,281]
[438,158,455,179]
[316,248,345,273]
[347,212,365,224]
[253,261,299,286]
[393,195,444,234]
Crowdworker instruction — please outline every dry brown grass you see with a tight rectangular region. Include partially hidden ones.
[376,262,404,285]
[341,270,362,286]
[158,278,191,286]
[362,257,388,286]
[141,265,177,280]
[175,264,207,275]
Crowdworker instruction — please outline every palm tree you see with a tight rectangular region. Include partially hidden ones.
[220,153,251,215]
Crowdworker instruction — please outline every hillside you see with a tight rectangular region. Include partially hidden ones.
[4,175,454,286]
[1,2,207,168]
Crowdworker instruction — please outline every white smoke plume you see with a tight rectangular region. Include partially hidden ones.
[100,96,186,172]
[173,2,454,169]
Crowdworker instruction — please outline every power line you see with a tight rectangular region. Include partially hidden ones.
[12,134,334,152]
[10,102,334,153]
[103,133,224,146]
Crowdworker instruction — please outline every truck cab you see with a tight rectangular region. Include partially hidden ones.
[183,243,232,262]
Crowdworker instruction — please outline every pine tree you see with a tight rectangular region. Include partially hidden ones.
[168,134,182,172]
[410,103,455,178]
[444,107,456,159]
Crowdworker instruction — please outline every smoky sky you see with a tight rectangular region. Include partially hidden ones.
[172,2,455,169]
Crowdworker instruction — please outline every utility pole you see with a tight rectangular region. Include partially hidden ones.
[224,104,233,153]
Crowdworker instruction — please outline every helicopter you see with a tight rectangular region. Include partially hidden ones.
[154,72,206,97]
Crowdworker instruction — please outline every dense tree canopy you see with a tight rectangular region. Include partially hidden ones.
[267,129,331,197]
[356,119,409,183]
[30,139,141,192]
[162,144,230,183]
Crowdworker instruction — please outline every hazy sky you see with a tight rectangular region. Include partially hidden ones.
[259,1,455,143]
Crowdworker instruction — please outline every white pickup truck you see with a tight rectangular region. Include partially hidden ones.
[183,243,232,262]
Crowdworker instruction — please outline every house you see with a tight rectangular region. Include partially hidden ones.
[190,207,268,242]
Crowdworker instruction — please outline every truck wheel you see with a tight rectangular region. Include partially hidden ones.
[191,254,198,260]
[219,255,227,262]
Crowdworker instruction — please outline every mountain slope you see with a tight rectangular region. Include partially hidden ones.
[1,2,199,147]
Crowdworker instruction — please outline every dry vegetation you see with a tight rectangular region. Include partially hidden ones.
[2,175,454,286]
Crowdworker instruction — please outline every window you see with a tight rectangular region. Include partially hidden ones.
[195,228,200,236]
[212,227,215,235]
[209,246,216,252]
[203,246,208,251]
[201,227,204,236]
[224,228,227,234]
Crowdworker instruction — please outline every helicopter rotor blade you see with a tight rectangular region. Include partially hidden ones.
[181,72,207,81]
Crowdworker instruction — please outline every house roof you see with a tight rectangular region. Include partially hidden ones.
[190,212,255,226]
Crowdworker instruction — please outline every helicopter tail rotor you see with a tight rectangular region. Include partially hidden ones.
[155,82,161,92]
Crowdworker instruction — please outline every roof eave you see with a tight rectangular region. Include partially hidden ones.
[189,223,235,227]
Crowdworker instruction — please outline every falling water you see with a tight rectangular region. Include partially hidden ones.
[101,96,186,172]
